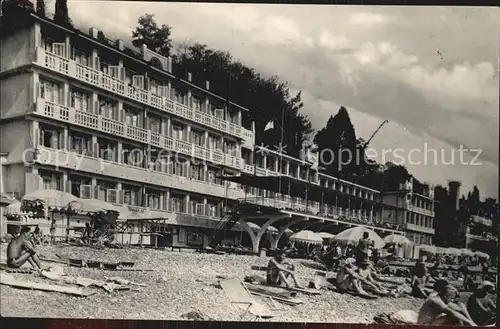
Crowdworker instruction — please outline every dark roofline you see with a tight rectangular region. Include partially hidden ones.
[30,13,250,113]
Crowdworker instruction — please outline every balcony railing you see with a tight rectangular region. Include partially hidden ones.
[36,146,244,200]
[405,223,435,235]
[407,204,434,217]
[34,47,254,142]
[36,98,243,170]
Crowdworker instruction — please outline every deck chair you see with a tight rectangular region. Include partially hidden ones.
[219,276,279,320]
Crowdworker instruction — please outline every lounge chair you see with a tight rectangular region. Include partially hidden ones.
[219,276,280,320]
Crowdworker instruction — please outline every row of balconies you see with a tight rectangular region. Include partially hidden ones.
[405,222,435,235]
[34,47,255,147]
[36,98,245,171]
[407,204,435,217]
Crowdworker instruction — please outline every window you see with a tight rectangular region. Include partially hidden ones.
[98,139,117,162]
[70,134,91,155]
[191,165,204,181]
[191,130,204,146]
[173,90,184,104]
[100,62,109,75]
[72,49,88,66]
[39,79,61,104]
[99,98,118,120]
[148,116,161,133]
[150,79,161,96]
[124,108,140,126]
[39,170,62,191]
[40,127,62,149]
[208,136,221,151]
[123,188,139,206]
[170,196,184,213]
[146,191,161,209]
[172,161,187,177]
[192,96,201,111]
[172,125,184,140]
[71,90,89,112]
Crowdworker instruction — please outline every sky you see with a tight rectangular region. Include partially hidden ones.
[51,2,499,199]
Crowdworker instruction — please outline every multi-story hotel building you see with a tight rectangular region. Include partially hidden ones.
[1,8,405,250]
[381,179,436,245]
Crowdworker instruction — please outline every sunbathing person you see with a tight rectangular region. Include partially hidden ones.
[466,281,496,326]
[266,250,304,289]
[6,226,43,270]
[417,279,476,326]
[356,259,391,296]
[335,258,373,298]
[411,258,432,298]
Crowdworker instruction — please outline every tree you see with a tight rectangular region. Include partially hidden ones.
[36,0,46,16]
[313,106,358,178]
[54,0,72,27]
[132,14,172,57]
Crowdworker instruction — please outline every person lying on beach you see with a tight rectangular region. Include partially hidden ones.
[6,226,43,270]
[335,258,373,298]
[466,281,497,326]
[417,279,477,326]
[266,250,304,289]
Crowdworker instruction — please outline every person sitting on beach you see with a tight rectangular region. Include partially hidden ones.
[411,258,431,298]
[356,259,390,296]
[6,226,43,270]
[417,279,476,326]
[335,258,375,298]
[466,281,497,326]
[266,250,304,289]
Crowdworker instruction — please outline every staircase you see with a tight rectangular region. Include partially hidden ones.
[207,211,240,247]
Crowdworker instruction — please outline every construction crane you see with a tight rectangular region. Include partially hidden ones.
[361,120,389,148]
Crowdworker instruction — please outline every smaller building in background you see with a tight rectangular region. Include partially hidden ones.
[381,178,436,245]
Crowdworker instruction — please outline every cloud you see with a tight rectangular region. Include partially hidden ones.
[349,12,386,26]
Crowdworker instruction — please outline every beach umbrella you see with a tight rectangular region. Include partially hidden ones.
[0,193,16,205]
[435,247,449,254]
[289,230,323,244]
[318,232,335,239]
[267,225,278,233]
[460,248,475,257]
[383,234,412,245]
[419,244,437,254]
[445,247,462,256]
[333,226,385,249]
[284,228,294,235]
[246,222,261,231]
[22,189,79,209]
[474,251,490,259]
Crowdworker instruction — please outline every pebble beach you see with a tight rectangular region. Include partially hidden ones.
[0,244,424,323]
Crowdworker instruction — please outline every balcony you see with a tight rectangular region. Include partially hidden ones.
[407,204,434,217]
[35,146,245,200]
[405,223,435,235]
[471,215,493,227]
[34,98,243,170]
[33,47,254,142]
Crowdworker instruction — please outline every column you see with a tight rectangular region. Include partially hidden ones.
[63,83,70,106]
[117,142,123,164]
[203,197,208,216]
[91,93,99,115]
[64,36,71,58]
[185,194,190,214]
[117,101,123,122]
[91,49,99,70]
[159,191,164,210]
[205,99,210,113]
[263,154,267,170]
[204,164,208,182]
[62,171,68,192]
[63,128,69,151]
[204,131,209,149]
[275,157,279,173]
[187,89,192,107]
[237,110,242,126]
[285,162,290,176]
[164,189,170,211]
[91,135,98,157]
[296,165,300,178]
[186,125,191,143]
[166,117,171,137]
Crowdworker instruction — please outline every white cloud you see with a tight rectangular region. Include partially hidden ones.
[318,31,353,52]
[401,62,498,104]
[353,42,418,67]
[349,12,386,26]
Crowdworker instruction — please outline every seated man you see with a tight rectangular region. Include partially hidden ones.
[356,259,390,296]
[466,281,496,326]
[6,226,43,270]
[335,258,372,298]
[417,279,476,326]
[411,258,432,298]
[266,250,303,289]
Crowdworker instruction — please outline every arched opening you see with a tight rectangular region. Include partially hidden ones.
[149,57,163,70]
